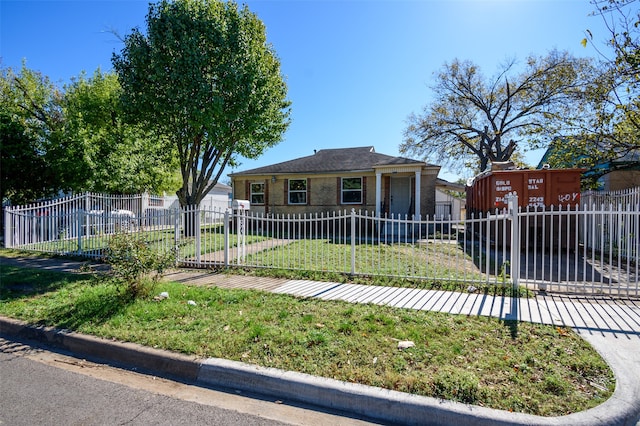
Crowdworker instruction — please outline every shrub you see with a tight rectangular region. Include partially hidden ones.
[106,232,175,299]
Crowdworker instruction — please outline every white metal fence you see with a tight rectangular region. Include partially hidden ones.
[4,190,639,297]
[582,186,640,207]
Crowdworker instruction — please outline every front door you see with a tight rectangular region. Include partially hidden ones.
[389,176,412,217]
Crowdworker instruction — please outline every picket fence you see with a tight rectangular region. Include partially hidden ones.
[4,190,639,298]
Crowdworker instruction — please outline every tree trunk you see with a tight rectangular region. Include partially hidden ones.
[480,156,489,172]
[177,185,200,238]
[183,206,198,238]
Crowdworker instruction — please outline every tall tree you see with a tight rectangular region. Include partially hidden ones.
[63,69,181,194]
[113,0,291,210]
[544,1,639,178]
[0,112,51,205]
[575,0,640,166]
[401,51,594,173]
[0,64,70,204]
[1,64,182,206]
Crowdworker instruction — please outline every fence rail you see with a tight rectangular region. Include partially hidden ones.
[582,186,640,207]
[4,189,639,298]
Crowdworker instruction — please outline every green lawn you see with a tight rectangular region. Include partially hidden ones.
[18,226,268,259]
[13,229,525,295]
[0,263,614,417]
[243,239,492,283]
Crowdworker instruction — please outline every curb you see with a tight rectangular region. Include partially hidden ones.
[0,316,200,381]
[2,316,638,426]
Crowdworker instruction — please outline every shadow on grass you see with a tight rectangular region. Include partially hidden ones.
[41,284,133,330]
[1,265,133,331]
[502,296,520,339]
[0,266,88,302]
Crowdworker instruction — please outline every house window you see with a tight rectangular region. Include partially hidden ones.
[250,182,265,205]
[288,179,307,204]
[341,177,362,204]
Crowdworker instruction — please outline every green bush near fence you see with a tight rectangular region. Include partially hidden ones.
[105,232,176,299]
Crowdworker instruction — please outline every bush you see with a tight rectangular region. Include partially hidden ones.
[106,232,175,299]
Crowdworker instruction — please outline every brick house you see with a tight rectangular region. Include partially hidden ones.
[229,146,441,217]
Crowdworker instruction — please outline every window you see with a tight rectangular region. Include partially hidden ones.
[341,177,362,204]
[288,179,307,204]
[250,182,265,205]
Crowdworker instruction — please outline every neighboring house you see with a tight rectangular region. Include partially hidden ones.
[589,151,640,191]
[435,178,465,221]
[164,182,232,210]
[537,139,640,191]
[229,146,441,218]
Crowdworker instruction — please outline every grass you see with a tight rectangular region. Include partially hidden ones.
[179,232,267,259]
[18,227,267,259]
[0,263,614,417]
[1,245,531,299]
[243,239,502,280]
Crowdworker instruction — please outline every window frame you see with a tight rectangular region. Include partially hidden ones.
[288,178,307,205]
[250,182,265,205]
[341,177,363,204]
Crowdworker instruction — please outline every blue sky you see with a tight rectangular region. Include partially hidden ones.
[1,0,610,183]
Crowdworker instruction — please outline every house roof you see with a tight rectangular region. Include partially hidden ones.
[184,181,231,193]
[537,137,640,170]
[435,178,465,191]
[230,146,437,176]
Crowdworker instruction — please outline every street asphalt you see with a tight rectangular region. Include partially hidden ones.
[1,255,639,425]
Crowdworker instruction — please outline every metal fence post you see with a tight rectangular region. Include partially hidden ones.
[77,209,84,255]
[224,209,230,267]
[507,193,520,290]
[195,206,202,266]
[351,208,356,275]
[237,208,246,264]
[174,208,180,264]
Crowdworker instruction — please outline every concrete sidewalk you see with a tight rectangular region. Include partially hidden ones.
[1,255,640,425]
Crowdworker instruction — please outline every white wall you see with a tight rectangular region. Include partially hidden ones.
[164,184,232,211]
[435,188,464,220]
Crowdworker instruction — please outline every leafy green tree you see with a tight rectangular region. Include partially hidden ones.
[0,63,71,204]
[113,0,291,211]
[574,0,640,168]
[587,0,639,88]
[401,51,595,173]
[1,63,182,206]
[62,69,181,194]
[0,112,51,205]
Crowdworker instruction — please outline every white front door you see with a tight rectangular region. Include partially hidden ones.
[389,176,411,216]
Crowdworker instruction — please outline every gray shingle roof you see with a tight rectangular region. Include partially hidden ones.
[231,146,433,176]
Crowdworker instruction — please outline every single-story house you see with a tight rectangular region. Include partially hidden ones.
[435,178,465,221]
[229,146,441,218]
[164,182,232,210]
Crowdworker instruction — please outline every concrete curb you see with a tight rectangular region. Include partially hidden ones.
[2,316,639,425]
[0,316,200,382]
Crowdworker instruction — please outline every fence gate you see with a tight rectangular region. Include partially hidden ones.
[509,194,639,298]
